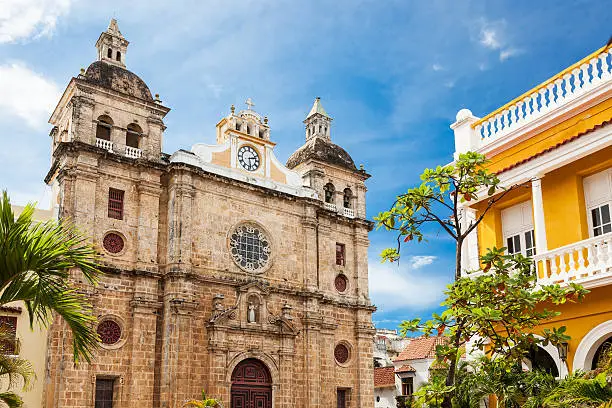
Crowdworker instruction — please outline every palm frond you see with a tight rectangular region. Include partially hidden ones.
[0,391,23,408]
[0,191,101,363]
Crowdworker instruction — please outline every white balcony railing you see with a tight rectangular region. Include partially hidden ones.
[324,202,337,212]
[342,207,355,218]
[472,45,611,145]
[535,231,612,288]
[125,146,142,159]
[96,138,113,152]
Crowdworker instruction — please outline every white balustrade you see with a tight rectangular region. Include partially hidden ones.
[474,46,611,144]
[342,207,355,218]
[96,138,113,152]
[535,231,612,288]
[125,146,142,159]
[324,202,337,212]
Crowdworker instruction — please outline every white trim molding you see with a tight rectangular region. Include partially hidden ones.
[573,320,612,371]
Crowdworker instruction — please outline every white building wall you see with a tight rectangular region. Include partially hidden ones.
[375,387,396,408]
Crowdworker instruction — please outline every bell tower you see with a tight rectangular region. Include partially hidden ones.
[304,97,332,141]
[96,18,129,67]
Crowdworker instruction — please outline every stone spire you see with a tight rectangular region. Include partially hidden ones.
[304,97,332,142]
[95,18,129,67]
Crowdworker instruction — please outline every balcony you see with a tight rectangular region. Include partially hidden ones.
[125,145,142,159]
[324,202,337,212]
[474,45,611,147]
[342,207,355,218]
[454,45,611,154]
[96,138,113,152]
[535,231,612,288]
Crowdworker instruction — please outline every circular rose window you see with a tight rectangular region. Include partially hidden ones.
[335,343,350,364]
[335,274,348,293]
[229,224,271,273]
[103,233,124,254]
[97,319,122,345]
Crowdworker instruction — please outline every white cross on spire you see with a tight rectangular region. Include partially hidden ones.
[245,97,255,110]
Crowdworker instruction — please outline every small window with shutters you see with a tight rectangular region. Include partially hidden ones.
[336,243,345,266]
[501,201,535,257]
[583,168,612,237]
[0,316,17,355]
[95,378,114,408]
[108,189,124,220]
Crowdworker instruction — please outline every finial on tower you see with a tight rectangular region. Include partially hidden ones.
[245,97,255,110]
[304,97,332,142]
[96,18,129,68]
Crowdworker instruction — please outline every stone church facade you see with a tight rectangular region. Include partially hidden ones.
[42,20,375,408]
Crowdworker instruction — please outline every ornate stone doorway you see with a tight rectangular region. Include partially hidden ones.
[231,358,272,408]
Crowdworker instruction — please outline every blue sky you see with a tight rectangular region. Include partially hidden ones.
[0,0,610,331]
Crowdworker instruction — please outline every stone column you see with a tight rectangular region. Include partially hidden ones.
[128,293,162,408]
[302,300,322,408]
[353,227,370,300]
[531,176,548,252]
[70,96,95,144]
[135,178,162,272]
[301,208,319,290]
[166,172,195,271]
[354,315,375,408]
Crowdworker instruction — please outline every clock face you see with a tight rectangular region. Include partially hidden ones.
[237,145,260,171]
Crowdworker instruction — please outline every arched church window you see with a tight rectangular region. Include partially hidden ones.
[116,51,121,62]
[343,188,353,209]
[592,336,612,370]
[259,129,265,139]
[246,125,251,135]
[126,123,142,148]
[96,115,113,141]
[324,183,335,204]
[235,121,241,131]
[107,48,113,58]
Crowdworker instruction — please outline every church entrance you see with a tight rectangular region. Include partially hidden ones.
[231,359,272,408]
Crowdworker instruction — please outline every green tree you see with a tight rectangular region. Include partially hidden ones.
[375,153,587,408]
[0,192,101,406]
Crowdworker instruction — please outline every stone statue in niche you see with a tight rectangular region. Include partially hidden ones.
[247,302,257,323]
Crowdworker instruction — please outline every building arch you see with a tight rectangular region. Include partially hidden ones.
[126,123,142,148]
[525,335,567,378]
[323,182,335,204]
[574,320,612,371]
[96,115,113,141]
[226,351,279,384]
[230,358,273,408]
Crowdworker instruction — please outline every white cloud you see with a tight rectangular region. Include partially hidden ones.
[0,62,61,129]
[499,47,524,61]
[432,63,444,71]
[480,28,501,49]
[0,0,71,43]
[369,261,448,312]
[477,18,524,62]
[410,255,437,269]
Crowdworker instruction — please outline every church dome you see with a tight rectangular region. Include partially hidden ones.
[286,136,357,172]
[83,61,153,101]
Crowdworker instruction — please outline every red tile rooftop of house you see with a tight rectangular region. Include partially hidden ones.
[393,336,448,361]
[374,366,396,388]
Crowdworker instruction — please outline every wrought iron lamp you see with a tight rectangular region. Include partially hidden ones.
[557,341,569,361]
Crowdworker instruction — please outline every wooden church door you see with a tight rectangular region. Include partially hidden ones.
[231,359,272,408]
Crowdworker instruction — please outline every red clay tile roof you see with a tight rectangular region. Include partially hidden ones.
[374,366,396,388]
[393,336,448,362]
[395,364,416,373]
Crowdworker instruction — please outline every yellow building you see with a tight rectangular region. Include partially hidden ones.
[451,43,612,376]
[1,205,54,408]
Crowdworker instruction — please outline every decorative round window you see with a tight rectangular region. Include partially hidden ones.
[335,343,350,364]
[229,224,271,273]
[97,319,122,345]
[103,232,124,254]
[335,274,348,293]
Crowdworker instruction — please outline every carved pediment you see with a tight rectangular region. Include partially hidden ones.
[238,280,270,295]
